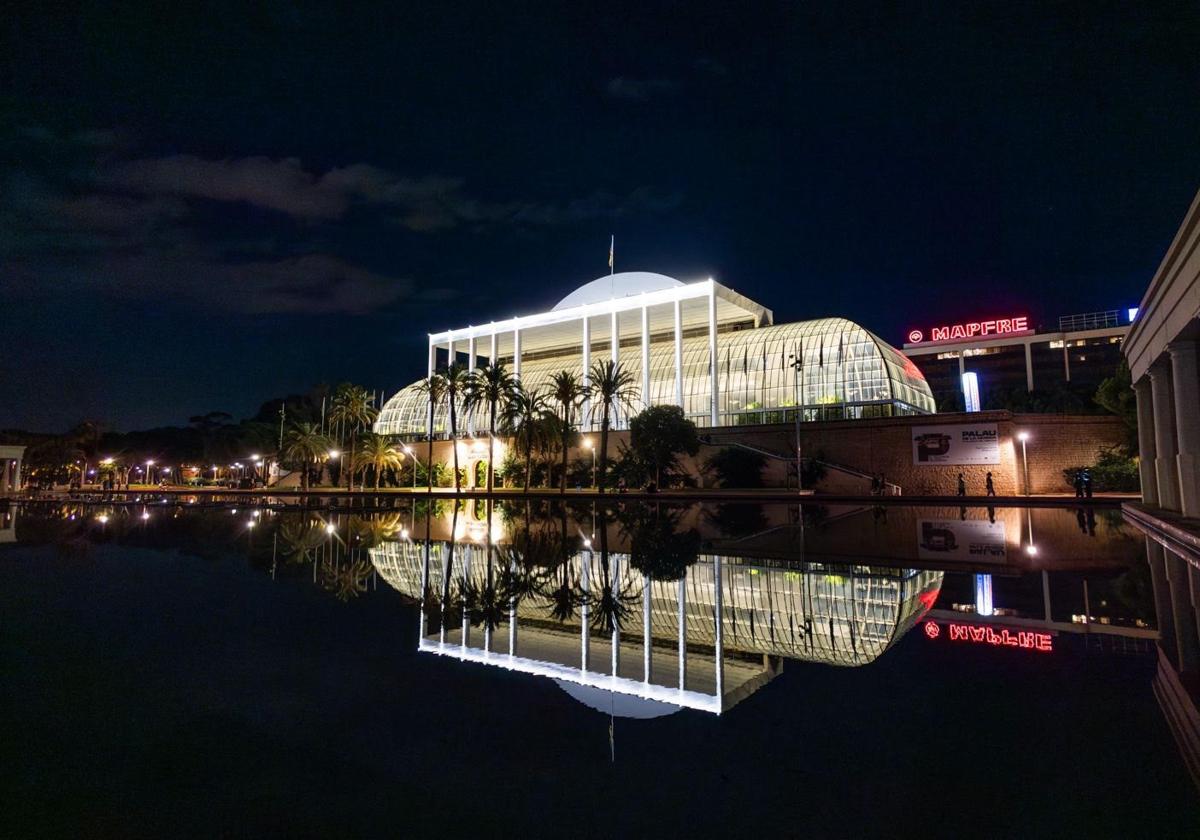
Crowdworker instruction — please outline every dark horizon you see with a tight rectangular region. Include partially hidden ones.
[4,3,1199,432]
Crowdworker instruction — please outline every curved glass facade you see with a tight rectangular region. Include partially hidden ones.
[376,316,935,436]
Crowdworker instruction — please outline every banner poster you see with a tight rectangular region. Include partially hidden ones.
[917,518,1007,562]
[911,423,1000,465]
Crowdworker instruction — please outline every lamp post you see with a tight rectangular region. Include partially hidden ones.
[327,450,340,489]
[583,438,596,488]
[1017,431,1030,496]
[145,460,155,485]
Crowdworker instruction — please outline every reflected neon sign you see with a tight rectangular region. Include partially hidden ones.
[908,316,1030,344]
[924,621,1053,652]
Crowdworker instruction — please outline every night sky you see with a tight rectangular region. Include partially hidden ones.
[3,2,1198,431]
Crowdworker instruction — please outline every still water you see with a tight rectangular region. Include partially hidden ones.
[2,498,1197,837]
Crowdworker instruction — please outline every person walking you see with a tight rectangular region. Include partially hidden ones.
[1073,471,1085,498]
[985,472,995,497]
[957,473,966,497]
[1083,468,1094,498]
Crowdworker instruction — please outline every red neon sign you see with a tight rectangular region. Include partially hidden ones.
[908,316,1030,344]
[924,621,1053,652]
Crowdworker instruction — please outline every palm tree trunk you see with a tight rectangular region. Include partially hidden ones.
[488,403,496,493]
[427,400,435,496]
[560,414,569,494]
[450,396,460,491]
[347,430,356,492]
[524,426,533,492]
[598,407,609,493]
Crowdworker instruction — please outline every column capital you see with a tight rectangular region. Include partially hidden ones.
[1168,338,1199,360]
[1149,357,1174,380]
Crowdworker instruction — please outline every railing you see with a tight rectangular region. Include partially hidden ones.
[1059,310,1122,332]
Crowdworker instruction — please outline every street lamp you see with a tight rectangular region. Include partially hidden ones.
[1017,431,1030,496]
[583,438,596,488]
[145,460,155,485]
[402,444,418,489]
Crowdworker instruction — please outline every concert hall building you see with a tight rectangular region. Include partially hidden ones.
[376,272,935,437]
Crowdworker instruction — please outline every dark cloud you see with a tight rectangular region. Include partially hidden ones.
[604,76,680,101]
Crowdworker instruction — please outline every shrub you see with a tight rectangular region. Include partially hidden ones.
[1063,446,1139,492]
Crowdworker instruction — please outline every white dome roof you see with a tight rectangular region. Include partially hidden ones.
[552,271,683,310]
[553,680,682,718]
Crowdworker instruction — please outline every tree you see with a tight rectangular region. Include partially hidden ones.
[622,507,701,581]
[465,362,516,493]
[705,446,766,488]
[413,375,447,495]
[548,370,588,494]
[281,422,331,491]
[1094,359,1138,452]
[587,360,638,492]
[504,383,551,492]
[356,433,405,490]
[441,363,471,491]
[629,404,700,486]
[328,384,379,491]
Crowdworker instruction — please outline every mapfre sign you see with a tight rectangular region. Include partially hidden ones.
[907,316,1030,344]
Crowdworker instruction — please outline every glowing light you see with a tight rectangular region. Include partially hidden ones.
[1025,544,1038,556]
[1017,431,1030,442]
[325,523,336,535]
[919,316,1030,343]
[141,511,151,520]
[247,520,256,528]
[583,439,593,449]
[328,450,340,459]
[96,514,109,524]
[1127,307,1138,322]
[927,622,1054,652]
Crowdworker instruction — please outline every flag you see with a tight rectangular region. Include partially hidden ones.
[608,235,614,271]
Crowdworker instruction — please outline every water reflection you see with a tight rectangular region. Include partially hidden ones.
[369,500,944,715]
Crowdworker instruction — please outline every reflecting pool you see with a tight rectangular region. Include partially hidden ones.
[1,499,1197,836]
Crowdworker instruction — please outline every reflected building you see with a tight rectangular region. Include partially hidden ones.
[370,538,942,715]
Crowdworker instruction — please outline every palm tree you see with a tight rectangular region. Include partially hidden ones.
[413,375,447,495]
[328,384,379,492]
[587,360,638,492]
[355,434,405,490]
[504,384,551,492]
[281,422,332,491]
[465,362,517,493]
[590,509,640,633]
[441,363,471,492]
[548,370,588,493]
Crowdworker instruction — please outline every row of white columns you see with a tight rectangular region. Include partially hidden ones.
[1134,338,1200,516]
[429,289,723,436]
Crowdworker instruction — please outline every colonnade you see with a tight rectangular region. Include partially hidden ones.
[0,447,25,492]
[1133,338,1200,517]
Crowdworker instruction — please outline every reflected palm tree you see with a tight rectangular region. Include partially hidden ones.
[348,513,404,550]
[278,517,328,564]
[319,556,374,601]
[589,509,640,633]
[460,547,507,634]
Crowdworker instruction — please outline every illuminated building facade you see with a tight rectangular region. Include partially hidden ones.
[902,309,1131,409]
[376,272,934,438]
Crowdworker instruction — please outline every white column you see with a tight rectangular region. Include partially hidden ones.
[581,552,591,671]
[1165,548,1200,678]
[489,330,497,365]
[641,305,651,410]
[427,339,436,443]
[1024,341,1034,391]
[642,575,652,683]
[610,309,620,428]
[12,459,19,491]
[713,555,724,701]
[447,335,455,370]
[582,317,592,429]
[677,577,687,689]
[611,555,621,676]
[1063,342,1071,382]
[673,299,683,409]
[1150,362,1181,511]
[1168,340,1200,516]
[708,289,719,426]
[467,336,477,434]
[513,329,521,380]
[467,336,476,373]
[427,339,435,378]
[1134,377,1158,506]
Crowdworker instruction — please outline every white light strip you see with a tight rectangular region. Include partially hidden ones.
[418,638,722,713]
[428,279,720,343]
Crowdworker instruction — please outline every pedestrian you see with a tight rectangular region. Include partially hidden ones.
[1083,468,1093,498]
[879,473,888,496]
[985,472,995,497]
[870,474,880,495]
[1073,471,1084,498]
[957,473,966,497]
